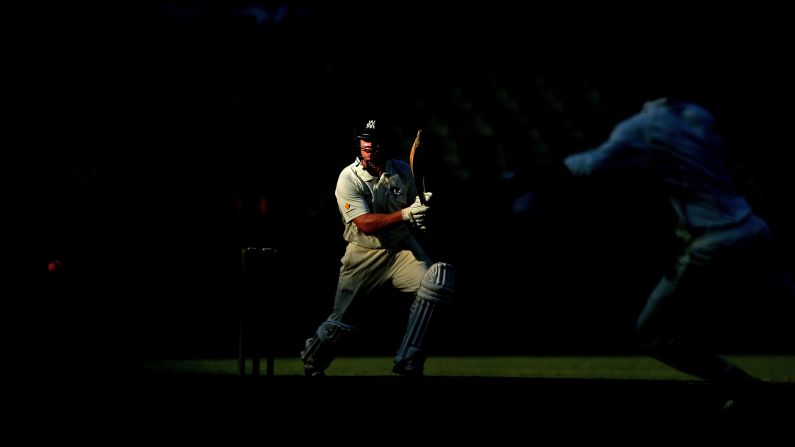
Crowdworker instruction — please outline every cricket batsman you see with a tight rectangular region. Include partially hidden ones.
[300,119,455,377]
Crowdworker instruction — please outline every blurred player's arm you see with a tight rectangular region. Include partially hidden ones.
[506,159,575,196]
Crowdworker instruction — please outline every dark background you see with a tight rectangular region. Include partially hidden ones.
[33,1,794,369]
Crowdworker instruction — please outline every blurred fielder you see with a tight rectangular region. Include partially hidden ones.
[560,98,795,409]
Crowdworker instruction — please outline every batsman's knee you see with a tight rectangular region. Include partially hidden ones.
[416,262,455,305]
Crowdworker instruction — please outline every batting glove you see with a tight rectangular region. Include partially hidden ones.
[401,196,430,229]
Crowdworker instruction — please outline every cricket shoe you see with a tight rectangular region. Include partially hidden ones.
[393,359,424,377]
[304,365,326,377]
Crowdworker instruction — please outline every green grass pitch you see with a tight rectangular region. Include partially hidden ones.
[143,355,795,382]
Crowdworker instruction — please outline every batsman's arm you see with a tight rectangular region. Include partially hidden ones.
[352,199,430,235]
[352,211,405,235]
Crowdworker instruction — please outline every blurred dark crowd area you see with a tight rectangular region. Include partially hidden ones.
[33,1,795,367]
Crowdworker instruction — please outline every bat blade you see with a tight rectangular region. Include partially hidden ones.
[408,129,425,204]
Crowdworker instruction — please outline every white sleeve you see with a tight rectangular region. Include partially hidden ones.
[335,167,371,223]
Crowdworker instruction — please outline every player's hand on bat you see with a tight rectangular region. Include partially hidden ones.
[402,195,430,230]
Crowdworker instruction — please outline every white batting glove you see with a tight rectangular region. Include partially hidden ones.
[401,196,430,229]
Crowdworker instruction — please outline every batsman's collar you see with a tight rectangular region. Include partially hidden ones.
[354,158,397,181]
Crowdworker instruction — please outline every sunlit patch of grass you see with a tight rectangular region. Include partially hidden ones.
[143,355,795,382]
